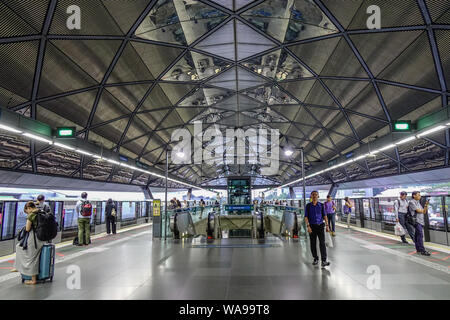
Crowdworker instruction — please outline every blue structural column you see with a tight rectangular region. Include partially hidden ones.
[289,187,296,207]
[142,187,153,200]
[328,183,339,198]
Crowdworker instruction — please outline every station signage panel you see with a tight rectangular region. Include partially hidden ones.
[153,199,161,216]
[56,127,76,138]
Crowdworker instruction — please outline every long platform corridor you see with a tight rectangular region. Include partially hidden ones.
[0,224,448,300]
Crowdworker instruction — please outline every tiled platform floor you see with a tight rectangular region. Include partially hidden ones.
[0,225,448,300]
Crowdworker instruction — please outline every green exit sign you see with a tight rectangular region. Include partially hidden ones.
[393,121,411,131]
[56,127,75,138]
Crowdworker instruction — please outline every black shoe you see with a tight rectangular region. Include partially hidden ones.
[420,251,431,256]
[401,239,408,244]
[312,258,319,265]
[321,261,330,267]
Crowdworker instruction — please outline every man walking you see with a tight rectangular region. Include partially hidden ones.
[394,191,415,244]
[408,191,430,256]
[304,191,330,267]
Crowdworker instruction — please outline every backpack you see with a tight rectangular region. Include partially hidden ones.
[34,210,58,241]
[81,200,93,217]
[405,201,417,226]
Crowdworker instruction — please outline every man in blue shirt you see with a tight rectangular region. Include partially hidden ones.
[304,191,330,267]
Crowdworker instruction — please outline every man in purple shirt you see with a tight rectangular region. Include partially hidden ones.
[305,191,330,267]
[324,195,337,236]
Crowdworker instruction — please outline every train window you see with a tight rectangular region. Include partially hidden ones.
[100,202,107,224]
[140,202,147,218]
[1,202,17,240]
[427,197,445,232]
[14,202,28,236]
[63,205,78,229]
[378,198,396,225]
[121,202,136,221]
[363,199,371,220]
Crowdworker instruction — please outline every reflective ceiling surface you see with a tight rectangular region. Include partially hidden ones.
[0,0,449,188]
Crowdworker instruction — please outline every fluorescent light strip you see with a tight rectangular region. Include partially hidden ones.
[280,124,450,189]
[23,132,53,144]
[417,125,446,137]
[378,144,395,151]
[75,149,93,156]
[395,136,416,145]
[54,142,75,150]
[106,159,120,165]
[0,124,22,133]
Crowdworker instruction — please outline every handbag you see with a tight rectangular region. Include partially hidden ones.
[394,222,406,236]
[111,207,117,217]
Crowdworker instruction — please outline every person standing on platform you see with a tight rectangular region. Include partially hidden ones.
[324,195,337,236]
[304,191,330,268]
[36,194,51,214]
[75,192,92,246]
[394,191,415,244]
[344,197,352,228]
[105,198,117,235]
[409,191,430,256]
[12,201,46,285]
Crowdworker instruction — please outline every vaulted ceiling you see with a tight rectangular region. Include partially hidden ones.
[0,0,449,188]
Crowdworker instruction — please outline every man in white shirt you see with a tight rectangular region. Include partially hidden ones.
[394,191,415,244]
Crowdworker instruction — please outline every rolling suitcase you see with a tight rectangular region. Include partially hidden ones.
[21,243,55,283]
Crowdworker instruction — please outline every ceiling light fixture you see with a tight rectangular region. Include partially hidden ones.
[416,125,446,137]
[395,136,416,145]
[54,142,75,150]
[0,124,22,133]
[22,133,53,144]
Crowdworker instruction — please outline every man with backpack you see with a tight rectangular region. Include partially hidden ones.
[304,191,330,268]
[76,192,92,246]
[394,191,415,244]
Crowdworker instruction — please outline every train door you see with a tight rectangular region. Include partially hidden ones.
[50,201,64,243]
[1,202,17,256]
[379,198,396,235]
[427,196,447,245]
[354,199,362,227]
[61,201,78,241]
[371,198,382,232]
[362,199,372,230]
[445,197,450,246]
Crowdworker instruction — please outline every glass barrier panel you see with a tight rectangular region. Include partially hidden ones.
[446,197,450,232]
[1,202,17,240]
[0,202,3,238]
[53,201,63,231]
[63,202,78,230]
[121,202,136,221]
[363,199,371,220]
[14,201,28,236]
[428,197,445,232]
